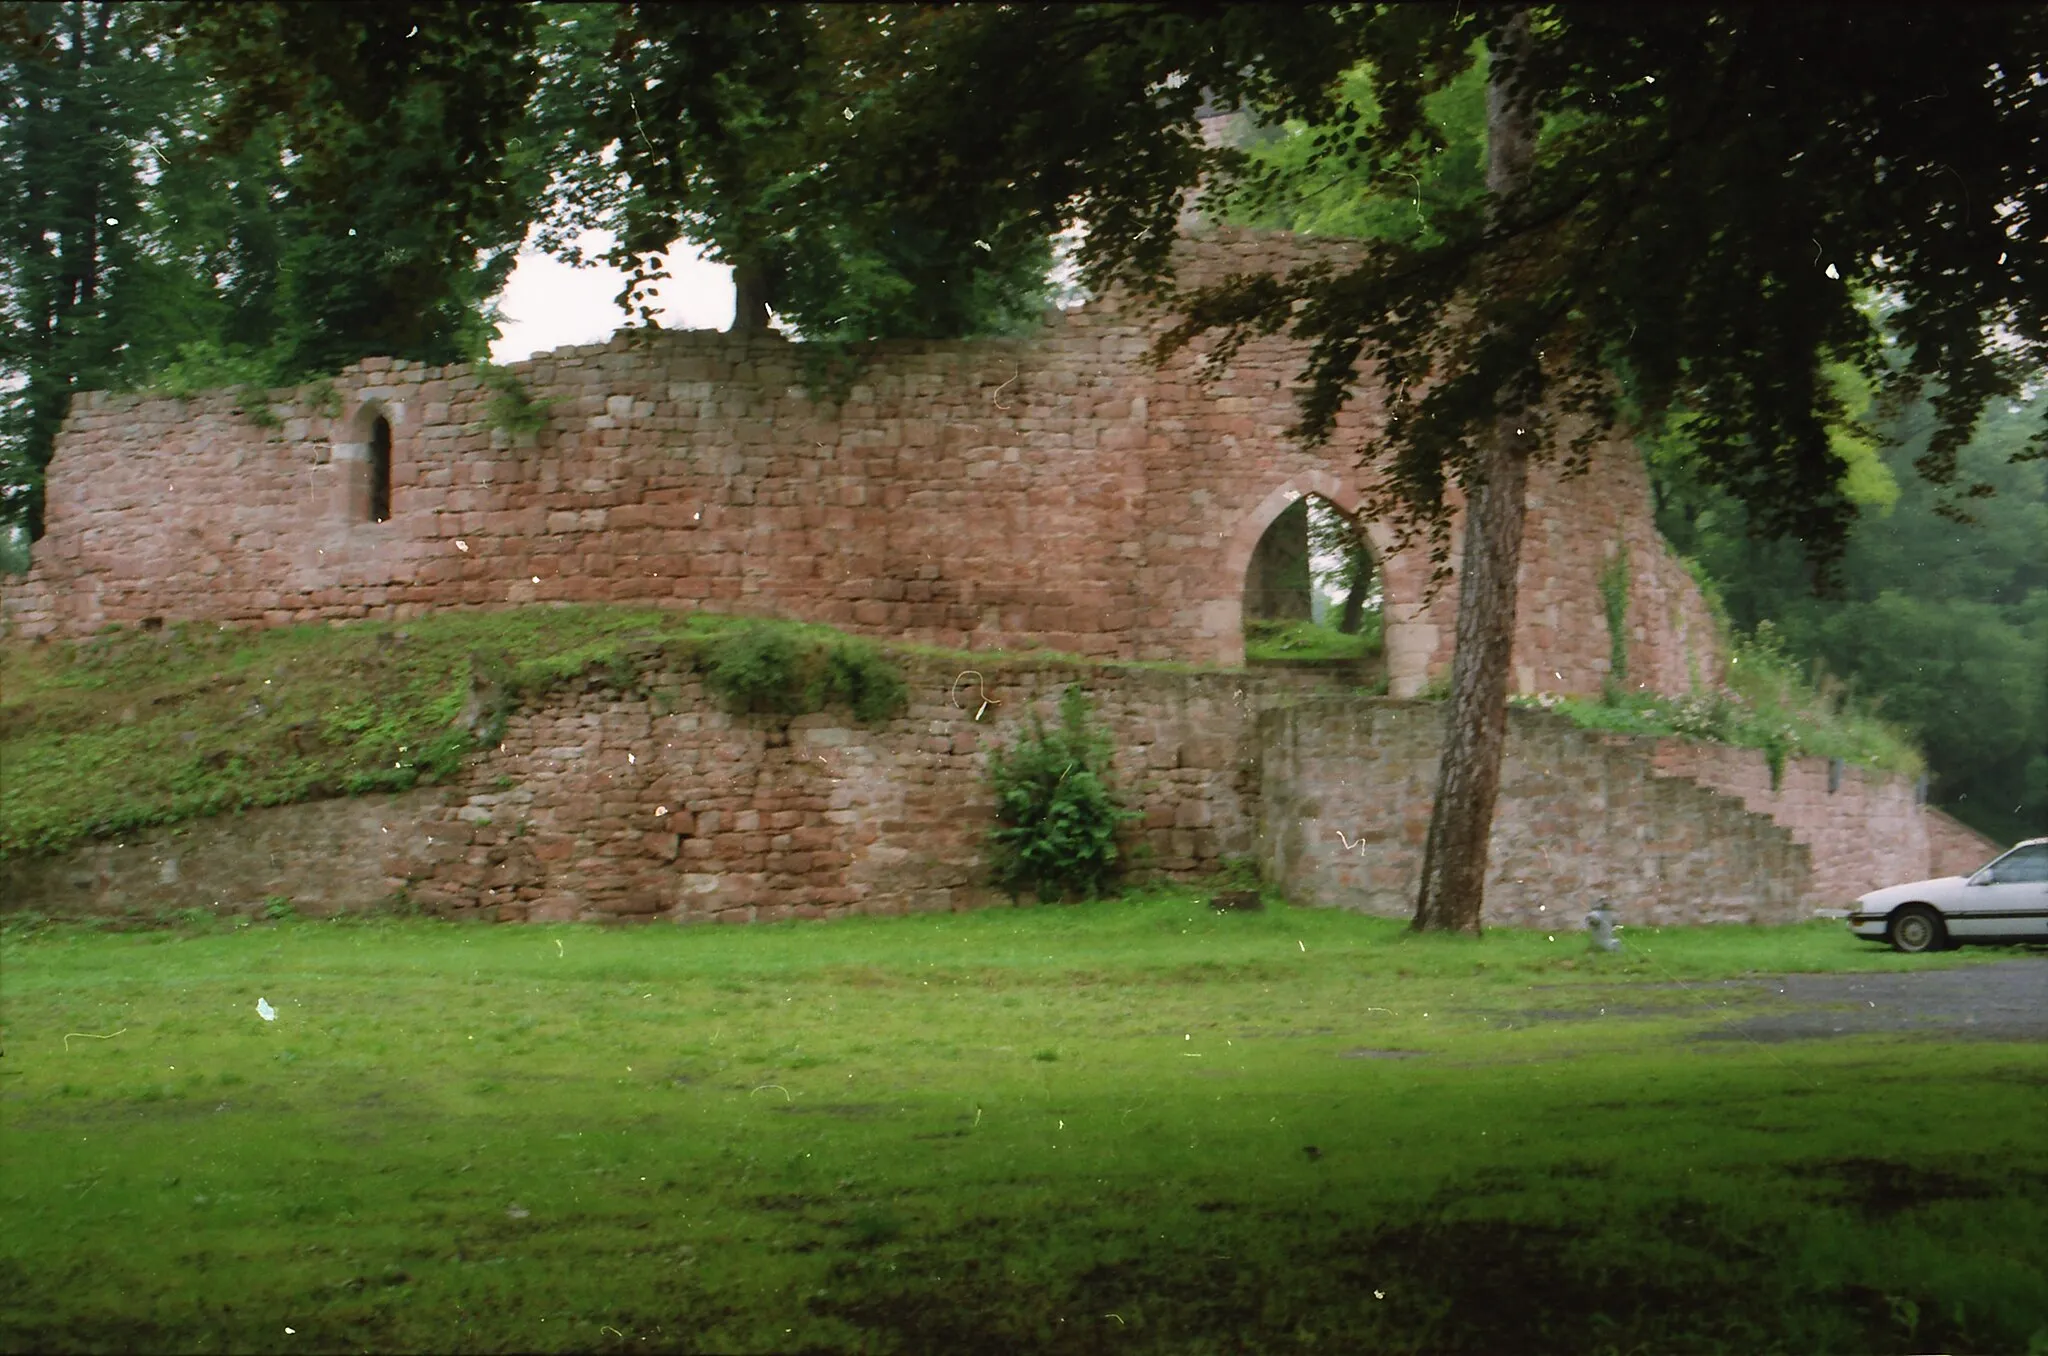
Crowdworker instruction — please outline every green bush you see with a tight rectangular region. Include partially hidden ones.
[986,686,1140,902]
[699,624,908,723]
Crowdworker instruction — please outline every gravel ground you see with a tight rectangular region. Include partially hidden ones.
[1694,956,2048,1043]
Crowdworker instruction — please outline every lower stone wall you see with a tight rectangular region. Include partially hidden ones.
[391,657,1275,923]
[3,658,1979,926]
[1646,743,1936,905]
[1,792,428,917]
[1258,701,1811,927]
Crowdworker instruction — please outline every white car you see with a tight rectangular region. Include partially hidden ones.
[1847,838,2048,953]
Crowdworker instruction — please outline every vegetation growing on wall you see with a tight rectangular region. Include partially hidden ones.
[1651,388,2047,841]
[0,606,908,861]
[476,362,556,439]
[1598,545,1631,699]
[699,623,908,723]
[986,686,1140,902]
[1514,624,1923,778]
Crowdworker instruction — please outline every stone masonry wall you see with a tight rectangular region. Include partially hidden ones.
[3,231,1722,703]
[390,656,1280,923]
[2,792,432,918]
[1258,700,1811,928]
[9,649,1961,928]
[1644,742,1933,906]
[1926,808,2008,879]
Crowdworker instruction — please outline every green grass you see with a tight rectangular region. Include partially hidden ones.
[4,893,2043,1353]
[0,607,904,861]
[1515,627,1925,777]
[1244,614,1384,664]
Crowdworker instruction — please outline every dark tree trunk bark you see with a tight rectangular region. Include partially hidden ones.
[729,261,772,333]
[1412,8,1539,935]
[1337,544,1371,635]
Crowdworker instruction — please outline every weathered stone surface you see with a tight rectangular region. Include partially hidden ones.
[3,657,1969,927]
[1,792,427,917]
[1,233,1721,703]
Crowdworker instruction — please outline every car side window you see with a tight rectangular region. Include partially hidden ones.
[1987,844,2048,884]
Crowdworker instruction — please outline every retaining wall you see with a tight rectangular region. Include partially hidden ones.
[5,656,1970,927]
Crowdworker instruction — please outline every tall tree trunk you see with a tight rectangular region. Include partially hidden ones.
[1412,8,1540,934]
[1337,537,1371,636]
[730,259,771,333]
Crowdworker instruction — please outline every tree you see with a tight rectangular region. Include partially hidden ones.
[1655,389,2048,843]
[2,1,548,548]
[169,0,544,376]
[1307,497,1375,636]
[0,1,187,540]
[835,3,2048,930]
[533,3,1053,344]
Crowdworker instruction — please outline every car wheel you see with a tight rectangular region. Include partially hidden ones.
[1888,904,1948,955]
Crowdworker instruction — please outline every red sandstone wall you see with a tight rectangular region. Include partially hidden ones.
[2,232,1722,704]
[1260,701,1811,927]
[5,651,1963,927]
[1924,807,2007,879]
[1645,742,1934,904]
[391,658,1277,923]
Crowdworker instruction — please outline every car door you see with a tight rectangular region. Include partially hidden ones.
[1944,843,2048,940]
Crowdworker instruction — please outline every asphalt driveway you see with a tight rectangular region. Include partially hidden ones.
[1696,957,2048,1043]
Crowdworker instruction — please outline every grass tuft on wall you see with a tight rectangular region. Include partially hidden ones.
[1513,623,1924,776]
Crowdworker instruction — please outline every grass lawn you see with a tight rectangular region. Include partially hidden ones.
[3,894,2044,1354]
[1242,617,1383,666]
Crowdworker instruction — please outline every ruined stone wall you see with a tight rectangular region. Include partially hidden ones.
[1926,808,2008,879]
[1258,700,1812,927]
[2,792,432,920]
[388,657,1275,923]
[1644,742,1930,906]
[2,232,1722,701]
[8,649,1960,928]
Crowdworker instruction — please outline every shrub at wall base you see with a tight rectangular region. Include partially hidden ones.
[986,686,1142,903]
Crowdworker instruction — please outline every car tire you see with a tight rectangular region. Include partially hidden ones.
[1888,904,1948,955]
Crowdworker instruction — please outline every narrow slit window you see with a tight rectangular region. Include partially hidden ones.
[369,416,392,523]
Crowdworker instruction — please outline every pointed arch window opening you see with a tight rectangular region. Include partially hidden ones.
[1243,492,1383,661]
[368,416,392,523]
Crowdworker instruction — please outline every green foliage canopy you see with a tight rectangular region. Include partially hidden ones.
[530,3,1054,344]
[1654,393,2048,842]
[840,6,2048,582]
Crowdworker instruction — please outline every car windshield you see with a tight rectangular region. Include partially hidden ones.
[1983,843,2048,883]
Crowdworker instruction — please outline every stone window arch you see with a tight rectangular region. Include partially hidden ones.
[1244,491,1379,631]
[368,415,392,523]
[336,400,397,525]
[1223,471,1411,687]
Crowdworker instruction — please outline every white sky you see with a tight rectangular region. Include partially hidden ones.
[489,230,737,363]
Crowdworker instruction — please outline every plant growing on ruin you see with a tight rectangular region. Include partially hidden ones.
[699,623,907,724]
[477,363,556,439]
[305,379,343,418]
[1599,545,1631,702]
[235,384,283,431]
[985,686,1140,902]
